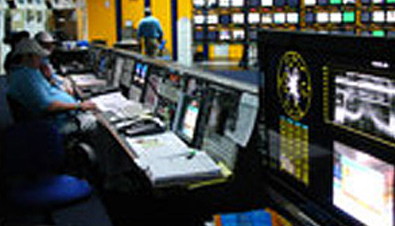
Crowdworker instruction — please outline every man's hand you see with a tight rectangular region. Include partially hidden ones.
[80,101,97,111]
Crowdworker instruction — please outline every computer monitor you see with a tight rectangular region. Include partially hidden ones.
[330,0,341,4]
[207,14,219,24]
[194,15,205,25]
[248,13,261,24]
[274,0,286,6]
[273,12,286,24]
[173,94,204,145]
[342,11,355,23]
[231,0,244,7]
[207,0,218,7]
[194,30,205,41]
[317,12,329,23]
[219,30,231,40]
[220,14,232,25]
[233,30,245,41]
[261,14,273,24]
[305,12,315,23]
[133,62,149,88]
[333,141,394,226]
[219,0,230,7]
[193,0,205,7]
[261,0,273,6]
[388,11,395,22]
[248,0,261,6]
[232,13,245,24]
[318,0,329,5]
[373,11,385,23]
[287,0,298,7]
[142,71,161,111]
[304,0,316,6]
[361,11,371,23]
[373,0,385,4]
[207,30,219,41]
[248,30,259,40]
[286,12,299,24]
[330,12,342,23]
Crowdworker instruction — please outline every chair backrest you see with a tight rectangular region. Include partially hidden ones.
[6,95,35,122]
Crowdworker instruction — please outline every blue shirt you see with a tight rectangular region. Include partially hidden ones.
[137,16,163,40]
[7,66,77,126]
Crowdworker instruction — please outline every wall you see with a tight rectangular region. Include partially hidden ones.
[151,0,172,56]
[121,0,144,33]
[86,0,116,46]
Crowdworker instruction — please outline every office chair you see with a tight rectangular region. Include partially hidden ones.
[0,120,93,224]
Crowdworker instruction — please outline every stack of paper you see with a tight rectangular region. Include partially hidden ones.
[127,132,222,187]
[69,74,107,88]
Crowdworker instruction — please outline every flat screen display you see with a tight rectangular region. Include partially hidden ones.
[287,0,298,7]
[219,0,231,7]
[261,0,273,6]
[274,12,286,24]
[193,0,205,7]
[219,30,231,40]
[343,11,355,23]
[207,0,218,7]
[194,31,204,41]
[134,63,148,86]
[232,13,245,24]
[233,30,245,40]
[317,12,329,23]
[387,11,395,22]
[231,0,244,7]
[274,0,286,6]
[262,14,273,24]
[207,30,218,40]
[305,12,315,23]
[333,141,394,226]
[194,15,205,25]
[287,12,299,24]
[372,11,385,23]
[305,0,317,5]
[220,14,231,24]
[207,14,219,24]
[248,13,261,24]
[361,12,371,23]
[330,12,342,23]
[248,0,261,6]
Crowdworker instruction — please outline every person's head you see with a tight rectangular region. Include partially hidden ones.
[144,8,152,17]
[4,31,30,50]
[13,39,49,69]
[34,31,56,54]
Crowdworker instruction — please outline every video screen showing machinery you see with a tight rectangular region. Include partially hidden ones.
[259,29,395,226]
[128,62,149,102]
[333,141,394,226]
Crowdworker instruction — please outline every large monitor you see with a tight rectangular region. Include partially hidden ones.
[232,13,245,24]
[258,30,395,226]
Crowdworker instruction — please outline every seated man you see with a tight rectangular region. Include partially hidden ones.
[6,39,97,135]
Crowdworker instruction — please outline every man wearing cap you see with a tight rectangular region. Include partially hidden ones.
[35,31,74,95]
[3,31,30,78]
[137,8,163,57]
[7,39,97,134]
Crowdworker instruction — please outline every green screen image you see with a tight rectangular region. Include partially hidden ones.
[330,0,342,4]
[387,0,395,3]
[343,11,355,23]
[372,30,386,37]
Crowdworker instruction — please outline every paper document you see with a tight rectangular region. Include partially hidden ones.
[69,74,107,87]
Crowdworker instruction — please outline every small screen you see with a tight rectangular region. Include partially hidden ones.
[361,0,370,3]
[248,13,261,24]
[305,0,317,5]
[388,11,395,22]
[373,11,385,23]
[373,30,386,37]
[248,0,261,6]
[207,30,218,40]
[232,13,245,24]
[207,14,219,24]
[361,12,371,23]
[343,11,355,23]
[388,0,395,4]
[318,0,329,5]
[287,0,298,7]
[317,12,329,23]
[231,0,244,6]
[261,0,273,6]
[233,30,245,40]
[305,12,315,23]
[207,0,217,7]
[330,12,342,23]
[373,0,385,3]
[193,0,205,7]
[262,14,273,24]
[219,0,231,7]
[274,0,286,6]
[333,141,394,226]
[220,14,231,24]
[194,15,205,25]
[274,12,286,24]
[287,12,299,24]
[342,0,355,3]
[219,30,231,40]
[330,0,342,4]
[179,98,201,142]
[134,63,148,86]
[194,31,204,41]
[248,30,258,40]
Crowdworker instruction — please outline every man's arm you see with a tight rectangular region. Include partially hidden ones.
[47,101,96,112]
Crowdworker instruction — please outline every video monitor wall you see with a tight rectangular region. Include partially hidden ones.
[258,30,395,226]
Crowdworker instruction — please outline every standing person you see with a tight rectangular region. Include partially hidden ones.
[137,8,163,57]
[3,31,30,78]
[34,31,74,95]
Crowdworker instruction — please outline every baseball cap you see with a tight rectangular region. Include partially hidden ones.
[34,31,56,43]
[13,39,50,58]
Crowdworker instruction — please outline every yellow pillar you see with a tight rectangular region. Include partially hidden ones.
[86,0,117,46]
